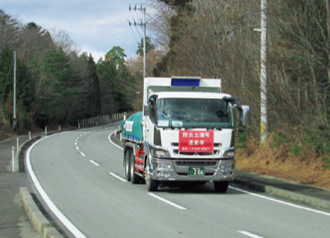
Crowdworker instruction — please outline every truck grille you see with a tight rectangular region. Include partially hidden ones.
[177,172,215,176]
[174,159,218,166]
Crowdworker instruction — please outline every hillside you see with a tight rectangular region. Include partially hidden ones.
[236,138,330,190]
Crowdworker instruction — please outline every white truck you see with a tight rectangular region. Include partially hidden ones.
[121,77,250,192]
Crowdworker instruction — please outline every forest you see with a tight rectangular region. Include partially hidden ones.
[148,0,329,170]
[0,12,142,134]
[0,0,329,169]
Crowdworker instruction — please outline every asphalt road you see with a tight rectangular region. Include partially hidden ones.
[27,122,330,238]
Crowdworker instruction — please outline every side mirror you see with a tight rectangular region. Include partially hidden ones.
[238,105,250,126]
[144,103,149,116]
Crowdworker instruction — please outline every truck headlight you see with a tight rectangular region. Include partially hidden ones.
[223,148,235,158]
[151,146,170,158]
[220,163,235,170]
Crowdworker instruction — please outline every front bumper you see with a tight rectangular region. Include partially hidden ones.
[149,157,235,182]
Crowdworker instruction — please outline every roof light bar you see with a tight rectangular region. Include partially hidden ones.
[171,77,200,87]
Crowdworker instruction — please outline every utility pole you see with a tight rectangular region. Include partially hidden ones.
[253,0,268,143]
[326,0,330,82]
[142,7,146,79]
[13,51,17,132]
[129,5,147,78]
[260,0,268,143]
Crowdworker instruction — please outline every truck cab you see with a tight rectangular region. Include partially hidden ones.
[122,77,249,192]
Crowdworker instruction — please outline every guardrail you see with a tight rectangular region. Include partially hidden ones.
[77,112,135,128]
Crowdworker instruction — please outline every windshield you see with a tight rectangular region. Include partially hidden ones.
[156,98,234,128]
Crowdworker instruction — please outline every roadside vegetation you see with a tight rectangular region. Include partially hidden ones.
[0,12,142,137]
[1,0,329,188]
[147,0,329,189]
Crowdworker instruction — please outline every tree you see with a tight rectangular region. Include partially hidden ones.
[35,47,74,125]
[97,58,118,114]
[150,0,329,156]
[148,1,174,50]
[98,46,140,114]
[152,0,195,76]
[51,28,75,54]
[105,46,127,67]
[159,0,193,8]
[0,46,34,131]
[0,46,13,107]
[86,55,101,116]
[0,10,122,131]
[136,36,155,56]
[0,10,20,49]
[19,22,54,62]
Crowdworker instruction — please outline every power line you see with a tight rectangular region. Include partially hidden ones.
[128,4,147,78]
[129,10,143,40]
[128,20,139,44]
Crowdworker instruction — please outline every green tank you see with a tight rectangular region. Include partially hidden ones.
[121,112,143,142]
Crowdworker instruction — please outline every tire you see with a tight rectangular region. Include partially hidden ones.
[130,150,140,184]
[214,181,229,193]
[145,158,158,191]
[124,150,131,181]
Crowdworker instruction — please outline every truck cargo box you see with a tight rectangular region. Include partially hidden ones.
[121,112,143,143]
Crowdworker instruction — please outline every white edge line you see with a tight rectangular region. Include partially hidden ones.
[108,126,330,216]
[89,160,100,167]
[108,131,123,151]
[238,231,264,238]
[148,192,187,210]
[229,186,330,217]
[108,172,127,182]
[27,136,87,238]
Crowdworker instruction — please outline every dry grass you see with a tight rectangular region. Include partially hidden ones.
[236,136,330,190]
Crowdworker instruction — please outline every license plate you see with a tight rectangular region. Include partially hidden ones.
[189,167,205,176]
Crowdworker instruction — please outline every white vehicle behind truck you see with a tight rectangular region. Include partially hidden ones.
[121,77,250,192]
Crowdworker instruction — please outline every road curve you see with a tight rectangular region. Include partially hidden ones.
[27,123,330,238]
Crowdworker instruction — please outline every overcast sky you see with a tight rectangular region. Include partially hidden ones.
[1,0,151,60]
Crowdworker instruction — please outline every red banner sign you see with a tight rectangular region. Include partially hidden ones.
[179,130,214,153]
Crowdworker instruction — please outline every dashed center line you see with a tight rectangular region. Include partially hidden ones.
[80,152,86,157]
[89,160,100,167]
[108,172,127,182]
[148,193,187,210]
[238,231,264,238]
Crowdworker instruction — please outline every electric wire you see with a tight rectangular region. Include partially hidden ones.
[128,4,146,44]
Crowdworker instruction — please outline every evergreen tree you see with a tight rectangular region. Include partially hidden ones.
[35,47,73,125]
[0,46,13,107]
[105,46,126,67]
[136,36,155,56]
[86,55,101,116]
[97,56,118,114]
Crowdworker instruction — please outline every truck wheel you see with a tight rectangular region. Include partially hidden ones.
[214,181,229,193]
[145,158,158,191]
[130,151,140,184]
[124,150,131,181]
